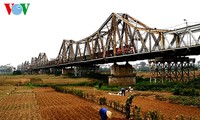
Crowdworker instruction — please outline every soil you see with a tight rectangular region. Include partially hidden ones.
[0,86,126,120]
[0,86,41,120]
[0,85,200,119]
[68,86,200,119]
[34,87,126,120]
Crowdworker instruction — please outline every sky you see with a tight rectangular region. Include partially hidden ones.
[0,0,200,67]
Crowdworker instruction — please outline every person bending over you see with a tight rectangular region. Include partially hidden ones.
[99,107,112,120]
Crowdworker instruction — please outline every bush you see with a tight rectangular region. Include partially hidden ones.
[144,111,164,120]
[134,78,200,97]
[74,90,84,98]
[99,85,121,91]
[13,70,22,75]
[98,82,103,89]
[172,88,199,97]
[99,97,107,105]
[132,107,142,120]
[172,87,182,95]
[136,76,149,83]
[169,96,200,107]
[134,82,170,91]
[182,88,199,97]
[186,78,200,89]
[54,70,62,76]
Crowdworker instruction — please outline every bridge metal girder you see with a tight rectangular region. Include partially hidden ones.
[164,23,200,49]
[55,13,170,64]
[74,42,82,61]
[20,61,30,72]
[31,57,37,67]
[57,40,75,64]
[30,53,48,68]
[149,57,195,82]
[37,53,48,67]
[26,13,200,70]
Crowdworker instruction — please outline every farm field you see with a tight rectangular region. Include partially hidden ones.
[0,74,200,119]
[66,86,200,119]
[0,86,41,120]
[0,75,92,85]
[0,86,125,120]
[35,87,125,120]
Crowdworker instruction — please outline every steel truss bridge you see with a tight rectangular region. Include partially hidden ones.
[20,13,200,71]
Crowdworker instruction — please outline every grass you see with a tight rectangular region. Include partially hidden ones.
[132,76,200,107]
[134,76,200,96]
[169,95,200,107]
[96,85,122,91]
[0,74,93,86]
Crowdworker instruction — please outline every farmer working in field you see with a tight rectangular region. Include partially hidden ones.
[121,88,126,96]
[99,107,112,120]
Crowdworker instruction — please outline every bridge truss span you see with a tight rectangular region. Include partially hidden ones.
[19,13,200,69]
[30,53,48,69]
[54,13,200,66]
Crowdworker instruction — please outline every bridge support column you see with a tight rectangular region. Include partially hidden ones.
[149,57,195,82]
[62,67,74,75]
[62,68,68,75]
[30,69,40,74]
[50,68,61,74]
[50,68,55,74]
[39,69,47,74]
[108,62,136,86]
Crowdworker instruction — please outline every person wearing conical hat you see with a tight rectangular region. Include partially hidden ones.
[99,107,112,120]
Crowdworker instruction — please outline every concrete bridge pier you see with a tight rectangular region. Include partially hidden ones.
[39,69,49,74]
[30,69,40,74]
[62,68,67,75]
[108,62,136,86]
[49,68,55,74]
[30,69,49,74]
[61,67,74,75]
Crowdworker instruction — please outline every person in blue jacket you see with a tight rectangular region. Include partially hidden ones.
[99,107,112,120]
[121,88,126,96]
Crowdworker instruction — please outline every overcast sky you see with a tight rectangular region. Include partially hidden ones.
[0,0,200,67]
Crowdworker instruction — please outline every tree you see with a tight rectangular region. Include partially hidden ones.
[138,62,149,71]
[140,62,146,68]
